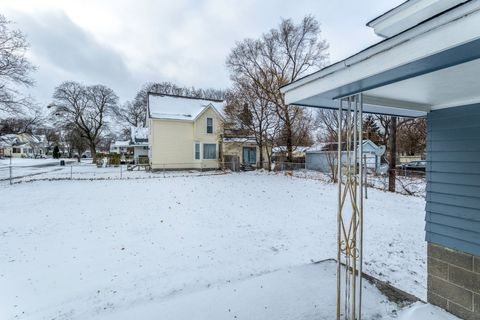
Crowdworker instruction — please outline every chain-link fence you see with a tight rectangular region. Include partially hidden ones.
[0,158,426,197]
[0,159,242,185]
[268,161,426,197]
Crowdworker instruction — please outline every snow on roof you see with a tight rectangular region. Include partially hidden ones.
[306,140,381,152]
[148,94,224,121]
[223,137,257,144]
[0,133,48,147]
[131,127,148,142]
[272,146,311,154]
[112,140,131,147]
[0,134,17,147]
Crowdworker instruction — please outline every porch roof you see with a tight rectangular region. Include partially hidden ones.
[280,1,480,117]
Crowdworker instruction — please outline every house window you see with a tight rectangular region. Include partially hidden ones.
[13,148,20,154]
[203,143,216,160]
[206,118,213,134]
[194,143,200,160]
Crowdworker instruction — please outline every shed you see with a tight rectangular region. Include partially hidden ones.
[305,139,383,172]
[281,1,480,319]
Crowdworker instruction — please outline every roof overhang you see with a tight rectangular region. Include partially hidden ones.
[281,1,480,117]
[367,0,468,38]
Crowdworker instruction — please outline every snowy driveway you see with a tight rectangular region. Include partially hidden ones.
[0,173,427,319]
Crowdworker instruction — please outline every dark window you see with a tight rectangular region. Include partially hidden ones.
[203,144,216,159]
[195,143,200,160]
[207,118,213,134]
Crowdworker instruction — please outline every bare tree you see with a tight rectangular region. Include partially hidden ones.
[0,108,43,134]
[225,79,278,169]
[397,118,426,156]
[375,115,424,192]
[388,117,397,192]
[315,109,354,142]
[50,81,119,163]
[226,15,328,161]
[117,100,146,140]
[0,15,36,116]
[62,125,88,160]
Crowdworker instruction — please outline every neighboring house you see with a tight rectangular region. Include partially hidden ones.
[0,133,48,158]
[222,135,270,170]
[281,1,480,318]
[147,93,225,170]
[272,146,311,162]
[109,140,131,155]
[0,134,17,158]
[306,139,384,172]
[130,126,149,163]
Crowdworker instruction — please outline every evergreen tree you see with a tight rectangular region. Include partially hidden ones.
[52,145,60,159]
[363,115,381,144]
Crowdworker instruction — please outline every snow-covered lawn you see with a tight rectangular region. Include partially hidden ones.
[0,172,449,319]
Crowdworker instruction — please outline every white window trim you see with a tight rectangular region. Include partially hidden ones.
[206,117,213,134]
[193,142,201,161]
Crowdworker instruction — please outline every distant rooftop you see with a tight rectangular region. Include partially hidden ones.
[148,93,224,121]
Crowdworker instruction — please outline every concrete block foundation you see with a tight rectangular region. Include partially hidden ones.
[427,243,480,320]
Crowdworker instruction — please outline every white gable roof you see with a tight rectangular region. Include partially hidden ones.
[148,94,224,121]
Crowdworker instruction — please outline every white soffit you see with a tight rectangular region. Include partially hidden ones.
[368,0,469,38]
[364,59,480,109]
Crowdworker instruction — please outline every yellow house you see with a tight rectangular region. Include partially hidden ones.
[147,93,225,170]
[222,136,271,170]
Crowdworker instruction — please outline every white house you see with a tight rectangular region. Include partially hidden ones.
[0,133,48,158]
[109,140,130,155]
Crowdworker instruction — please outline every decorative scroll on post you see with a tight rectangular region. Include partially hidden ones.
[336,94,364,320]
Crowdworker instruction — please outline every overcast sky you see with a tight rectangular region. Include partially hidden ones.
[3,0,403,106]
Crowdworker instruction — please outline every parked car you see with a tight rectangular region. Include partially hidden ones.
[399,160,426,172]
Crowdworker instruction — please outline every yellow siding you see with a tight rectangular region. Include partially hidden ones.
[223,142,271,167]
[149,106,222,170]
[193,107,223,139]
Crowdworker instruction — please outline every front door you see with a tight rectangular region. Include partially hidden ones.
[243,147,256,166]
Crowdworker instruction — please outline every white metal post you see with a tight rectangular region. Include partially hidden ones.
[336,93,364,320]
[358,93,364,319]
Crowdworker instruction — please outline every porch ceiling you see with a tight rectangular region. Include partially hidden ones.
[363,57,480,112]
[285,50,480,118]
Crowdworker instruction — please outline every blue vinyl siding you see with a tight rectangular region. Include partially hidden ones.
[426,104,480,256]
